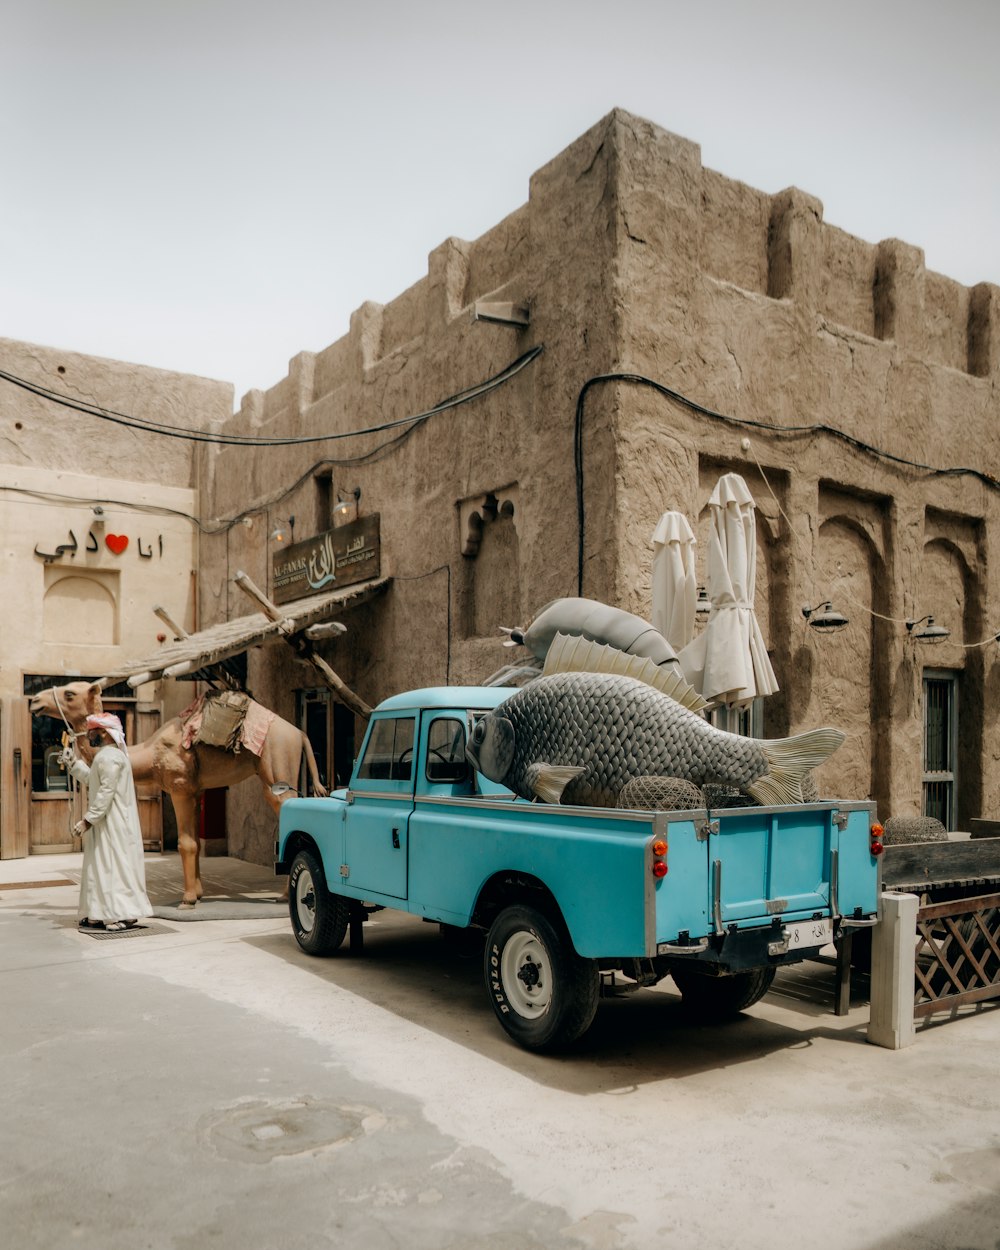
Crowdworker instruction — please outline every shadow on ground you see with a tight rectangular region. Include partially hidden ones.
[245,910,871,1095]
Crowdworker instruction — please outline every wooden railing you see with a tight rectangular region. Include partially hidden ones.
[914,891,1000,1017]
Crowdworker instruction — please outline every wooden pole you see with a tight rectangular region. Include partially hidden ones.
[233,570,373,720]
[153,605,189,639]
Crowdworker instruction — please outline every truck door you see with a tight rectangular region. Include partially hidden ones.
[344,714,415,899]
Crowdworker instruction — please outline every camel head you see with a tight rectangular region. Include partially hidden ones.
[28,680,105,728]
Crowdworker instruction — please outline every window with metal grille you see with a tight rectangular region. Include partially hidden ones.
[710,698,763,738]
[923,670,958,828]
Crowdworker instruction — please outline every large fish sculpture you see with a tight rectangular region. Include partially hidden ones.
[466,671,844,808]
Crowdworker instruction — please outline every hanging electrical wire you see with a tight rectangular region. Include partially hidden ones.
[1,345,544,531]
[0,345,543,447]
[574,370,1000,596]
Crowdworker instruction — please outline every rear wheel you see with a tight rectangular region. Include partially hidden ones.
[671,965,776,1018]
[289,850,349,955]
[485,905,599,1051]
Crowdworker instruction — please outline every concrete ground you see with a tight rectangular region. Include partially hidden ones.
[2,852,998,1250]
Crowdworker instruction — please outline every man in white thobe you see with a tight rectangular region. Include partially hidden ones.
[66,713,153,931]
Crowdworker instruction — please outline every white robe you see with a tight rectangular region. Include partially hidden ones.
[70,746,153,923]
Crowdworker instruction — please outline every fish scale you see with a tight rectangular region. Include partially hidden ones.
[466,671,843,809]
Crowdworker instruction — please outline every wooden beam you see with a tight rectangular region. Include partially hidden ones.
[882,838,1000,889]
[153,605,189,640]
[232,570,372,720]
[233,571,289,626]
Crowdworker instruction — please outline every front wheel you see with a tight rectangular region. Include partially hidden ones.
[289,850,349,955]
[671,965,776,1018]
[485,905,599,1051]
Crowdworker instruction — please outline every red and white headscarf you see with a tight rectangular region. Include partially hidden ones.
[85,713,127,751]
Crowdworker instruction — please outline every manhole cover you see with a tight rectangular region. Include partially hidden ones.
[198,1098,386,1163]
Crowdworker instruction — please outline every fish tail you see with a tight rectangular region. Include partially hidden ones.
[747,728,845,806]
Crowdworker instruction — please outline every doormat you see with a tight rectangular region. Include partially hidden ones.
[77,924,171,940]
[1,879,76,891]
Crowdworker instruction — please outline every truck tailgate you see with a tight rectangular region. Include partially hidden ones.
[709,801,877,931]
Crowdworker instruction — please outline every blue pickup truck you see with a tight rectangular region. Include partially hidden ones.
[276,686,881,1050]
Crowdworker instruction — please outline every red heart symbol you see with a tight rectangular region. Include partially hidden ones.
[105,534,129,555]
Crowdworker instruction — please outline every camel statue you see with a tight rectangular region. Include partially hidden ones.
[30,681,327,908]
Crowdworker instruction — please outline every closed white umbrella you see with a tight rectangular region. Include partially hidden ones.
[651,511,697,652]
[678,473,779,706]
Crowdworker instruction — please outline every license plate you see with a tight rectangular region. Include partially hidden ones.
[786,917,834,950]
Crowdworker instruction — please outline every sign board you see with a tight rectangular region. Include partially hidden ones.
[272,515,381,606]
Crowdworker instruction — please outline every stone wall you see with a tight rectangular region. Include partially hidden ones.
[602,112,1000,821]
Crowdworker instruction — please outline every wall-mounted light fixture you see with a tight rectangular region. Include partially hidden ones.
[91,505,105,528]
[472,300,530,328]
[906,615,950,644]
[801,601,850,633]
[332,487,361,528]
[270,516,295,545]
[695,586,712,617]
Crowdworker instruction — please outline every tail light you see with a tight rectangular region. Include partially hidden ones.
[870,822,884,857]
[651,838,668,878]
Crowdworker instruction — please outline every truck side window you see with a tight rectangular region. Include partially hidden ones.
[356,716,416,783]
[425,718,469,785]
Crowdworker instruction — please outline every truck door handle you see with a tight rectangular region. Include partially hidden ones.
[392,827,400,849]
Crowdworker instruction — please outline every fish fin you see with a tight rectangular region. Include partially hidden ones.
[747,728,846,806]
[524,762,586,804]
[543,633,709,713]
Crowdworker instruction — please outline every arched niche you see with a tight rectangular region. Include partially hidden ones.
[458,486,521,638]
[918,534,982,825]
[918,537,972,646]
[43,574,119,646]
[809,515,884,806]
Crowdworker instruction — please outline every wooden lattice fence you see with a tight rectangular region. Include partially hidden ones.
[913,891,1000,1017]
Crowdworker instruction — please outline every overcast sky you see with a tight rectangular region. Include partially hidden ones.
[5,0,998,406]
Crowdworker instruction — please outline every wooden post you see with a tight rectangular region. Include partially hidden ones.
[153,605,189,639]
[867,892,918,1049]
[233,571,373,721]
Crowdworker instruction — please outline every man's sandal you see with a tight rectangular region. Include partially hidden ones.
[78,918,104,930]
[104,921,128,931]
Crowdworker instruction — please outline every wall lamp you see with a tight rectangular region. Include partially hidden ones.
[695,586,712,617]
[270,516,295,545]
[801,601,850,633]
[906,615,950,644]
[332,487,361,528]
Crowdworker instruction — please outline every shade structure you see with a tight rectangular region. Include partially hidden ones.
[650,511,697,652]
[100,577,389,688]
[678,473,779,706]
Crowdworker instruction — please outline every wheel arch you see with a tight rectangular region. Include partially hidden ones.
[282,829,323,869]
[471,870,566,934]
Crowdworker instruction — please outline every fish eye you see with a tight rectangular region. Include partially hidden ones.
[474,722,485,743]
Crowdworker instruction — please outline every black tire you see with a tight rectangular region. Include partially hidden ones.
[289,850,349,955]
[671,965,776,1018]
[485,905,600,1051]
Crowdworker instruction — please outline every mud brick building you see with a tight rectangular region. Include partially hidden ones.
[4,109,998,867]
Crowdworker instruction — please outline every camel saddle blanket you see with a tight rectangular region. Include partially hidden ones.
[180,693,277,757]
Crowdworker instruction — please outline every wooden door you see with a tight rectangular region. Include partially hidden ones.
[134,707,163,852]
[1,697,31,859]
